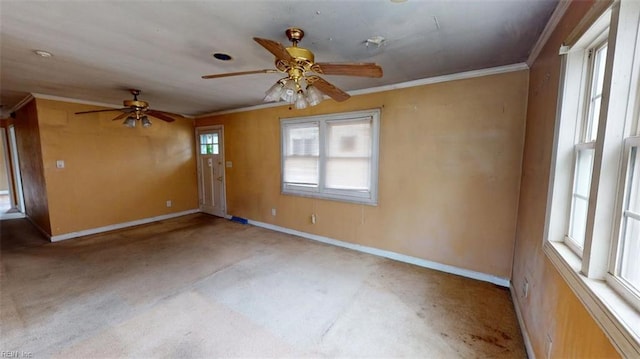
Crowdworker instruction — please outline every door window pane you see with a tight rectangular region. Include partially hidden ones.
[200,133,220,154]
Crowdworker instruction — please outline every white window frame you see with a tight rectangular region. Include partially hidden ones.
[564,29,608,257]
[608,136,640,312]
[544,1,640,357]
[280,109,380,205]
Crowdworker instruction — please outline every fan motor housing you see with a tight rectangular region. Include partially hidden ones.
[123,100,149,109]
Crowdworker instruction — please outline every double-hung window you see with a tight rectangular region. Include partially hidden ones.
[281,109,380,205]
[609,134,640,307]
[545,1,640,355]
[567,41,608,255]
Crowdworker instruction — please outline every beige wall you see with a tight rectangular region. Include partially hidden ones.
[512,0,619,357]
[197,70,528,279]
[14,100,51,234]
[34,99,199,236]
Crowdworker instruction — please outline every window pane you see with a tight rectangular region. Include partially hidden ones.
[325,119,372,190]
[569,196,589,248]
[620,218,640,291]
[588,97,601,142]
[628,146,639,213]
[200,145,207,155]
[594,44,607,97]
[585,43,608,142]
[213,133,219,144]
[574,148,595,197]
[212,144,219,155]
[283,123,319,187]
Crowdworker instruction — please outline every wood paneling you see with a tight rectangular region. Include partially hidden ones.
[197,70,529,279]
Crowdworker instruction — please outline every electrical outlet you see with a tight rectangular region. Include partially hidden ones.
[523,278,529,299]
[166,200,172,208]
[271,208,277,216]
[311,214,316,224]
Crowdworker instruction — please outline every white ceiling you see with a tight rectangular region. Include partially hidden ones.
[0,0,557,117]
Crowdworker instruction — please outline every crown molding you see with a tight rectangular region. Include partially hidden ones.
[195,62,529,118]
[6,93,36,117]
[32,93,122,109]
[7,93,194,119]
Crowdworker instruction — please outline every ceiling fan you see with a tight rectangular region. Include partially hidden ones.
[74,89,184,128]
[201,27,383,109]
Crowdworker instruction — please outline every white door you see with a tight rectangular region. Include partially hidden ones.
[197,128,225,217]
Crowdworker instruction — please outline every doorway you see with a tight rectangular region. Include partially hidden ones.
[1,125,25,220]
[196,126,226,217]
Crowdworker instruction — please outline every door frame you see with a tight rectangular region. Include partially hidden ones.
[195,125,227,217]
[1,125,25,219]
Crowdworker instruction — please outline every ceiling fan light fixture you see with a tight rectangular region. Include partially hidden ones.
[123,116,136,128]
[264,80,285,102]
[141,116,152,128]
[305,84,323,106]
[281,79,298,103]
[294,90,308,110]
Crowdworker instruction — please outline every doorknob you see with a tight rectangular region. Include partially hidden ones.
[217,176,223,181]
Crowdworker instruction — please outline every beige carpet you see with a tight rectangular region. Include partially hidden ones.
[0,214,525,358]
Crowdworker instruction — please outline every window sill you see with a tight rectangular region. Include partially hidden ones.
[544,240,640,356]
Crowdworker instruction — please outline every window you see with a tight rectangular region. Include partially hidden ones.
[566,41,608,255]
[545,2,640,355]
[608,136,640,310]
[281,109,380,205]
[200,133,219,155]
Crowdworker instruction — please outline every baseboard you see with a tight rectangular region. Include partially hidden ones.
[50,209,200,242]
[0,212,26,220]
[510,286,536,359]
[247,219,510,287]
[0,190,9,195]
[25,216,52,240]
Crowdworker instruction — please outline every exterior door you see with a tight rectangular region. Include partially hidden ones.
[197,128,225,217]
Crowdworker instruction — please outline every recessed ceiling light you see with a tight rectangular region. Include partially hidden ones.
[212,53,233,61]
[34,50,53,58]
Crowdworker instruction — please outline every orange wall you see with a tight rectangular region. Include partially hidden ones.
[34,98,199,236]
[197,70,529,279]
[512,0,619,357]
[14,100,51,234]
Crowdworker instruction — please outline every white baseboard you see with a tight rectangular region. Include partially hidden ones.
[0,190,9,195]
[510,286,536,359]
[247,219,510,287]
[50,209,200,242]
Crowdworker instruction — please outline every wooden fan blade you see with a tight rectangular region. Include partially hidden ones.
[309,76,350,102]
[149,109,184,119]
[111,112,130,121]
[75,108,131,115]
[202,69,278,79]
[313,63,383,78]
[146,110,177,122]
[253,37,294,62]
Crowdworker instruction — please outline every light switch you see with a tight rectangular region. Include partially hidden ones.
[225,161,233,168]
[56,160,65,169]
